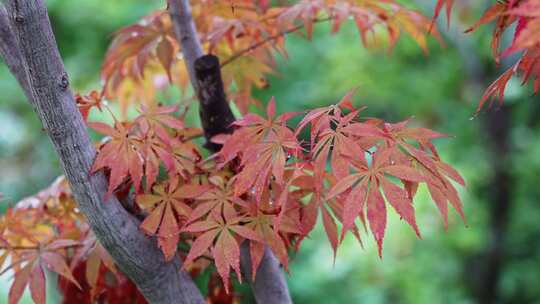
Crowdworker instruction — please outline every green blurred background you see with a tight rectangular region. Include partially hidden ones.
[1,1,539,303]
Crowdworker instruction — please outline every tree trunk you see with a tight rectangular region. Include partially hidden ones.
[0,1,204,303]
[475,105,512,304]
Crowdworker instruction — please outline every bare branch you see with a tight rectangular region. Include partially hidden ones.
[2,1,204,303]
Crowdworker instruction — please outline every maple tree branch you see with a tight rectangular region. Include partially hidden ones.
[168,0,204,90]
[221,17,332,67]
[1,1,204,303]
[168,1,292,303]
[240,243,293,304]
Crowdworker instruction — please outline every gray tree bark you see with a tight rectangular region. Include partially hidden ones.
[168,1,293,303]
[168,0,203,90]
[240,243,293,304]
[0,5,29,96]
[0,1,204,303]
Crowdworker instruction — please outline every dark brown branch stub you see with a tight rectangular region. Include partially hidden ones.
[194,55,236,152]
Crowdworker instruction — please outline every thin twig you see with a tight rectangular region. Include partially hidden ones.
[220,17,333,67]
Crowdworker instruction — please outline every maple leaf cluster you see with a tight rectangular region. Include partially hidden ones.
[102,0,442,115]
[88,104,201,196]
[434,0,540,110]
[0,93,465,302]
[89,93,466,291]
[0,177,143,304]
[0,176,237,303]
[216,96,465,259]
